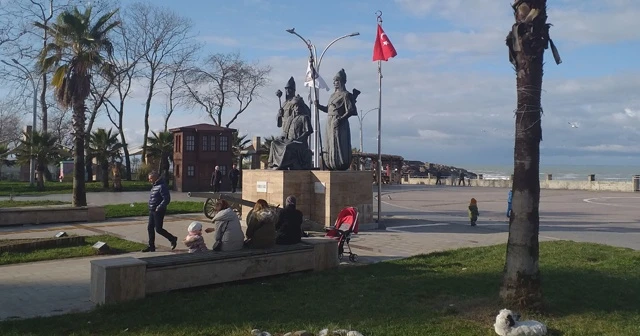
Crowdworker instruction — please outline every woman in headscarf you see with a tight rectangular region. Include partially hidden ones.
[275,195,304,245]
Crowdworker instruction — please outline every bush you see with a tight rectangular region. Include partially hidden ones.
[135,163,152,181]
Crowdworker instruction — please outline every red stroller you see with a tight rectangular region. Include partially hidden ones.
[325,207,359,262]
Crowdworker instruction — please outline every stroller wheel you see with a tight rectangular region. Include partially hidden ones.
[349,254,358,262]
[338,253,343,260]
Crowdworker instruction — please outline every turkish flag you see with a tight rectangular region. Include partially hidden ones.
[372,24,397,62]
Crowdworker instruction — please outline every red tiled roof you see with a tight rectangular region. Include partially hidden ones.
[169,123,237,133]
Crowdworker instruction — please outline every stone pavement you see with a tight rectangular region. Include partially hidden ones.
[2,185,640,321]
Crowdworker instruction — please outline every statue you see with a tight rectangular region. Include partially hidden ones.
[315,69,359,171]
[268,77,314,170]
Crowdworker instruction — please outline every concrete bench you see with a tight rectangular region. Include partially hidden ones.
[0,205,105,226]
[90,237,338,305]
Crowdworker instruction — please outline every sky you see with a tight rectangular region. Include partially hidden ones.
[91,0,640,167]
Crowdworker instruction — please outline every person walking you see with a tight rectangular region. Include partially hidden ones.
[229,164,240,193]
[210,166,222,193]
[458,171,466,186]
[143,171,177,252]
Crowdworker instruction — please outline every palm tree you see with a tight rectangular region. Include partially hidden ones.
[14,131,61,191]
[232,132,251,165]
[501,0,561,309]
[260,136,275,167]
[37,7,120,207]
[89,128,123,189]
[145,131,173,180]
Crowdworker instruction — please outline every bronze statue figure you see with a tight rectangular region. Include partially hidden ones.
[315,69,358,171]
[268,77,314,170]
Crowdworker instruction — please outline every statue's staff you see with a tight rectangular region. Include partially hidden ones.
[276,89,283,127]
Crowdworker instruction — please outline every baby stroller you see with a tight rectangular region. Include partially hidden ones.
[324,207,359,262]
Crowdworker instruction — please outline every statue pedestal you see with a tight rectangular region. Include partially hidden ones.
[242,170,374,230]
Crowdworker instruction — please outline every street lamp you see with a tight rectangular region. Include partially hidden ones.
[357,108,378,153]
[2,58,37,186]
[286,28,360,169]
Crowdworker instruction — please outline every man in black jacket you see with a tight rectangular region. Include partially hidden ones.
[142,171,177,252]
[229,164,240,193]
[210,166,222,193]
[275,195,303,245]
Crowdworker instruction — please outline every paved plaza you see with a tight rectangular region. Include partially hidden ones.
[1,185,639,321]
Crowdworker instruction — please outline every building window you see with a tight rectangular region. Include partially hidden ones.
[219,135,228,151]
[185,135,195,151]
[219,165,227,176]
[176,164,180,177]
[201,135,208,151]
[187,165,195,177]
[210,135,216,151]
[175,135,181,153]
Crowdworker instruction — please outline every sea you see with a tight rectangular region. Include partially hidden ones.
[463,164,640,181]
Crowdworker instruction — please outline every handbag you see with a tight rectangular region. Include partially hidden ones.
[211,220,229,251]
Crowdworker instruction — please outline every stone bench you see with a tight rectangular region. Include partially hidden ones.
[90,237,338,305]
[0,205,105,226]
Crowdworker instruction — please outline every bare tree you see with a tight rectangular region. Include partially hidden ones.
[126,1,195,162]
[0,0,114,134]
[85,69,116,181]
[104,19,142,180]
[184,53,271,128]
[48,105,73,150]
[162,50,195,132]
[0,100,24,147]
[501,0,561,309]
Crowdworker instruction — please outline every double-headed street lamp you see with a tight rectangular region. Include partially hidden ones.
[2,58,37,186]
[357,108,378,153]
[285,28,359,169]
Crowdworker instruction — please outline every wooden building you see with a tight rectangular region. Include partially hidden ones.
[170,123,236,192]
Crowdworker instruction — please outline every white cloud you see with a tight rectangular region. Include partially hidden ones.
[79,1,640,166]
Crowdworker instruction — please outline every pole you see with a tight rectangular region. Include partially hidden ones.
[377,60,382,224]
[359,110,364,153]
[30,79,37,187]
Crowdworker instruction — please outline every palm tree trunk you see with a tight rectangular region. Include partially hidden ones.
[101,162,109,189]
[500,0,550,309]
[36,166,45,191]
[72,100,87,207]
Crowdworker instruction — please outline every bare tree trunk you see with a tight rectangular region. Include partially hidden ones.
[118,102,132,181]
[141,69,155,163]
[500,0,560,310]
[84,105,101,182]
[72,100,87,207]
[40,73,48,133]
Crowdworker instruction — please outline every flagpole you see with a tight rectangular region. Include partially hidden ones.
[377,59,382,225]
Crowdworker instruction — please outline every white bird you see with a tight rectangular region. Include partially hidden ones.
[494,309,547,336]
[568,122,579,128]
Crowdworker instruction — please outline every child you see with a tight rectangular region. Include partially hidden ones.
[184,221,208,253]
[468,198,479,226]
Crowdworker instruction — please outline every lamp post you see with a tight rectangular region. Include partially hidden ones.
[2,59,37,186]
[357,108,378,153]
[285,28,360,169]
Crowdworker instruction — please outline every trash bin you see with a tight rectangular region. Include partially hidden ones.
[634,175,640,192]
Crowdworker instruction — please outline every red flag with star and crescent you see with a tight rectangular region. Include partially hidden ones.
[372,24,397,61]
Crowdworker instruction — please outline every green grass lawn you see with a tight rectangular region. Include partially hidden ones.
[0,235,146,266]
[1,241,639,335]
[0,200,70,208]
[0,180,152,196]
[104,201,203,218]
